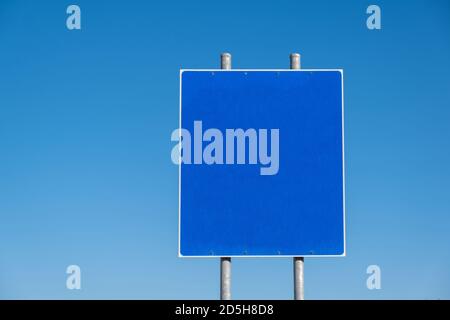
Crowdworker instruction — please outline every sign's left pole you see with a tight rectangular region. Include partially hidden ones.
[220,52,232,301]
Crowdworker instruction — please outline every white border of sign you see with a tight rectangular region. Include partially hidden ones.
[178,69,345,258]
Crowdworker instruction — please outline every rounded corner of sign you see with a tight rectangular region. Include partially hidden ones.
[178,245,185,258]
[336,69,344,78]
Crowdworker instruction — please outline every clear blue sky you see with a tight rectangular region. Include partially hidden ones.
[0,0,449,299]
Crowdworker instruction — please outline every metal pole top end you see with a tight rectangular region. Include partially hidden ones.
[221,52,232,70]
[290,53,301,70]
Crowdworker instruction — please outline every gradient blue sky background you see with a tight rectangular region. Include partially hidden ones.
[0,0,449,299]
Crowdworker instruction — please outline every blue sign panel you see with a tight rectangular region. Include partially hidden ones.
[178,70,345,257]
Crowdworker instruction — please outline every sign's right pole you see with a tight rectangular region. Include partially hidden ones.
[220,52,232,301]
[290,53,305,301]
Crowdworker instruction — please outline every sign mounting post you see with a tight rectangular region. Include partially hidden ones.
[220,52,232,301]
[290,53,305,300]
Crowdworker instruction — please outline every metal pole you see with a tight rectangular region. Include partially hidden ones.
[220,257,231,300]
[220,52,232,300]
[290,53,304,300]
[290,52,301,70]
[221,52,231,70]
[293,257,304,300]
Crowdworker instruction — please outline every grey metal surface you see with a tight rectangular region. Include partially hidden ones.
[220,257,232,300]
[221,52,232,70]
[220,52,232,300]
[291,52,304,300]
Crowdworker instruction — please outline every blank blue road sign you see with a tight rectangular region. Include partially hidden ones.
[179,69,345,257]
